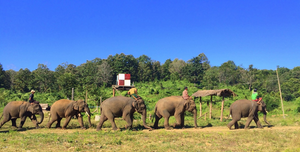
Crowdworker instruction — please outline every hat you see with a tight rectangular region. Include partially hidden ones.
[31,90,36,93]
[254,89,257,92]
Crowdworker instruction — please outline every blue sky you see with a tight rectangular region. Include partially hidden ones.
[1,1,299,71]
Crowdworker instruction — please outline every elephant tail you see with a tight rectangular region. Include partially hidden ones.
[151,106,157,123]
[48,113,51,122]
[0,113,3,121]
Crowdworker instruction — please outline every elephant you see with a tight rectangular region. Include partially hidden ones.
[227,99,270,129]
[96,96,152,131]
[153,96,198,129]
[47,99,92,129]
[0,101,44,129]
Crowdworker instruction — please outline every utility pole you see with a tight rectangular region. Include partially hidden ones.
[276,67,285,118]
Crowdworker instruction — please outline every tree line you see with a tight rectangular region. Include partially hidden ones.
[0,53,299,102]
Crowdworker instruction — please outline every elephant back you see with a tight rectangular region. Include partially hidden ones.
[101,96,134,107]
[51,99,73,110]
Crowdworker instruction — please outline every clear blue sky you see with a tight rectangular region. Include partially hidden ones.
[1,1,299,71]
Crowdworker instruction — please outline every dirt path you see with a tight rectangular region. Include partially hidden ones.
[15,125,299,134]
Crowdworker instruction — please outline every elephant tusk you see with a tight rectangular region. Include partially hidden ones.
[86,112,90,117]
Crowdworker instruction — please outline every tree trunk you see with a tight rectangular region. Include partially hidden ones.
[193,109,198,128]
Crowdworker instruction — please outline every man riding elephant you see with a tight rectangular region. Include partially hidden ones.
[252,89,262,104]
[127,87,139,99]
[29,90,39,104]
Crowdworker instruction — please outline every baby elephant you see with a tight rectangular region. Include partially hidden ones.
[47,99,92,129]
[154,96,197,129]
[0,101,44,129]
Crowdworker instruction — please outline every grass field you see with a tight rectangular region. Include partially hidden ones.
[0,110,300,152]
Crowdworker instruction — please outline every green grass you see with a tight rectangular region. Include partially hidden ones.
[0,108,300,151]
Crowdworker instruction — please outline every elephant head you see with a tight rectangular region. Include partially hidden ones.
[133,97,152,130]
[73,99,92,127]
[184,99,198,128]
[257,100,270,125]
[28,103,44,124]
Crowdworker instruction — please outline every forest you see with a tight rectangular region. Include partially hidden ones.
[0,53,300,114]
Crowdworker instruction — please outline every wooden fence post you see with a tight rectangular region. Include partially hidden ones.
[209,95,212,119]
[220,96,224,121]
[199,97,202,117]
[71,88,74,101]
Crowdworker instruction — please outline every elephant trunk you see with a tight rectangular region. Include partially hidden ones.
[192,109,198,128]
[142,109,152,130]
[85,108,92,128]
[263,111,270,125]
[38,111,44,124]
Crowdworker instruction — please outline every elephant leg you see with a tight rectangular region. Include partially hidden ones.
[173,112,182,128]
[56,117,62,128]
[244,116,254,129]
[62,116,72,129]
[164,116,171,130]
[29,115,39,129]
[75,114,85,129]
[19,116,27,129]
[161,110,171,129]
[123,114,133,130]
[104,112,117,130]
[47,113,57,128]
[153,114,161,129]
[96,114,108,131]
[11,119,17,128]
[0,115,10,128]
[234,122,239,129]
[227,120,235,129]
[180,114,185,128]
[254,115,263,128]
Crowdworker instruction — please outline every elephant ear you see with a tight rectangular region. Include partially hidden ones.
[132,100,138,109]
[184,100,191,110]
[73,101,79,110]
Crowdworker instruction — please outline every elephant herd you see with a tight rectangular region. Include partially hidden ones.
[0,96,270,131]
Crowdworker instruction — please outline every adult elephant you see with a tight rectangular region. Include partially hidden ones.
[227,99,270,129]
[47,99,92,129]
[0,101,44,129]
[153,96,197,129]
[96,96,152,131]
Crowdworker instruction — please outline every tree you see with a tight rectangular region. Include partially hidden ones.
[0,63,10,89]
[161,59,172,81]
[32,64,55,93]
[202,66,219,89]
[96,61,113,86]
[219,60,239,85]
[107,53,139,83]
[184,53,210,84]
[169,58,186,80]
[137,55,152,82]
[13,68,32,92]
